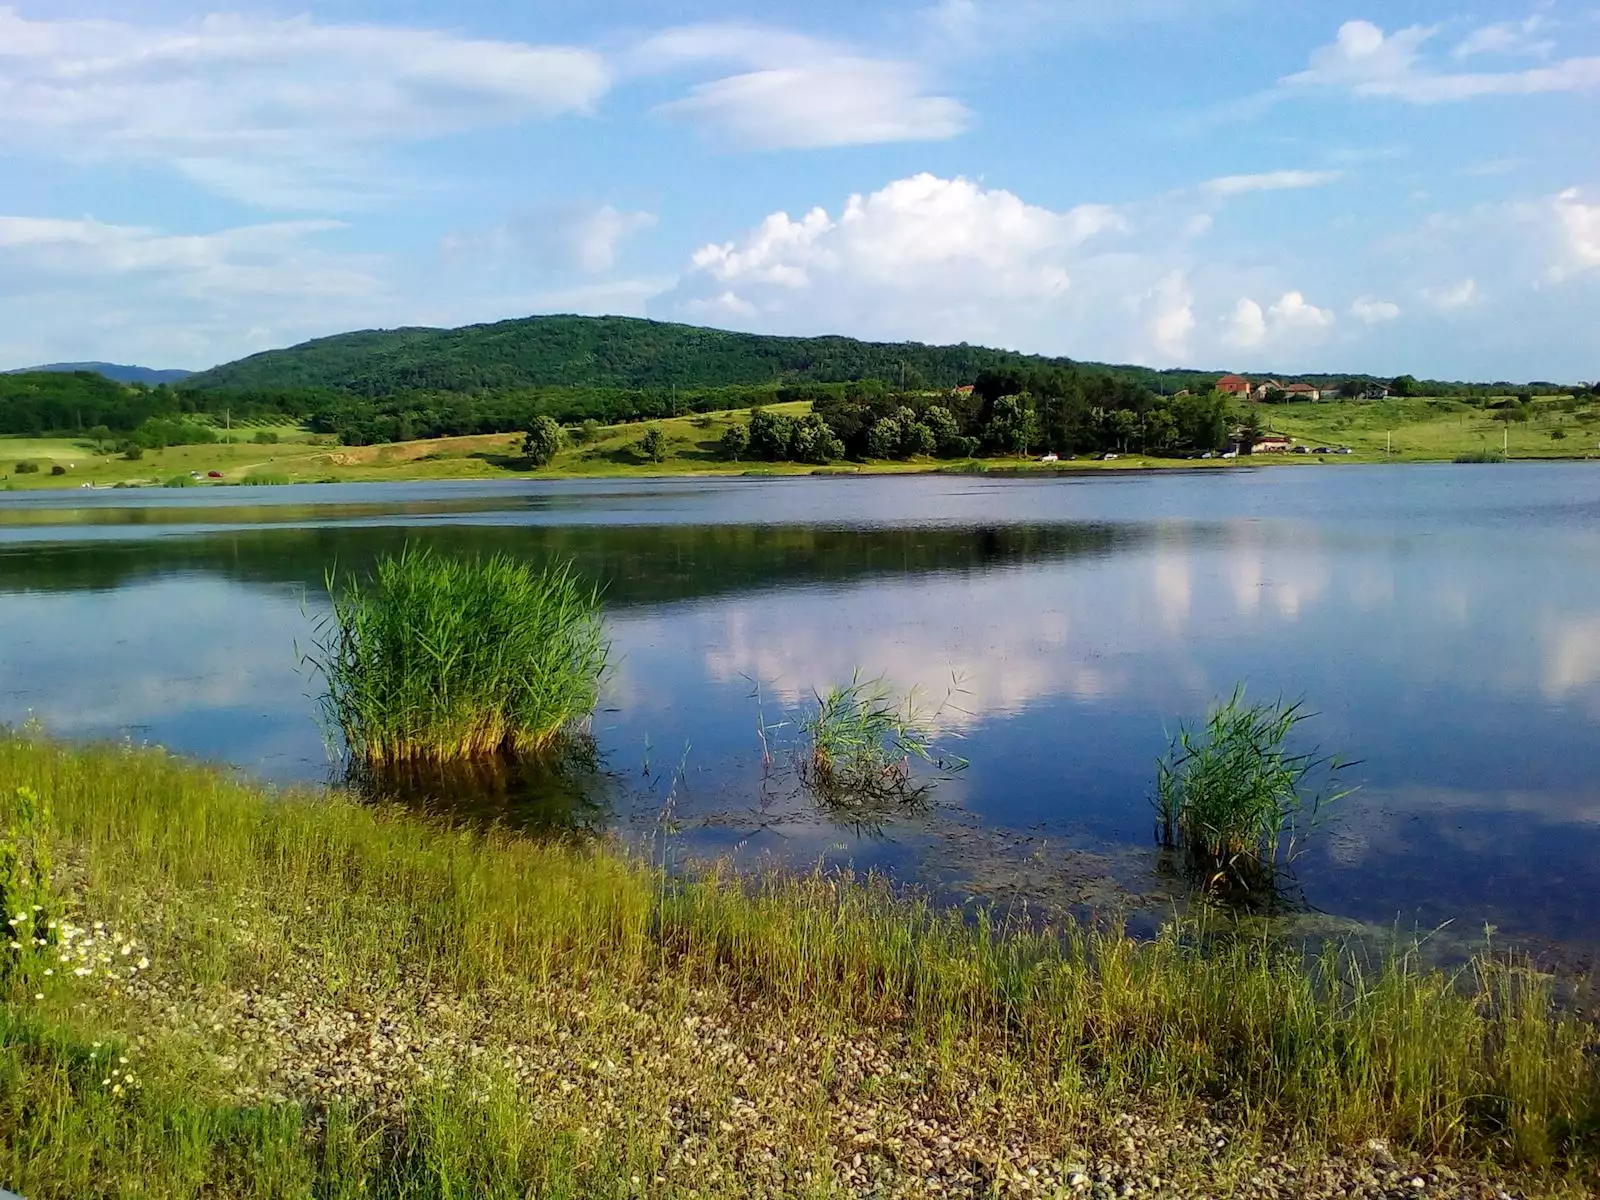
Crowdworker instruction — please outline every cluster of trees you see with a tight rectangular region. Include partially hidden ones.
[718,409,846,464]
[714,369,1235,463]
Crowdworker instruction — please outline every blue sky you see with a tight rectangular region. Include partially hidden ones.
[1,1,1596,379]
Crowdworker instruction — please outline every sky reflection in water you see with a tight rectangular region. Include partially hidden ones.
[1,467,1598,957]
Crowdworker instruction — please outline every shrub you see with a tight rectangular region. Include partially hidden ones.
[1454,450,1506,463]
[49,464,65,477]
[121,445,143,461]
[1157,690,1350,891]
[639,424,667,463]
[718,422,750,461]
[162,474,197,488]
[866,418,903,459]
[789,414,844,464]
[241,471,290,486]
[901,421,937,457]
[252,430,280,445]
[309,547,608,767]
[747,408,795,461]
[12,461,39,474]
[521,416,564,468]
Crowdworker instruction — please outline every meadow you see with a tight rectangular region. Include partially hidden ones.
[2,395,1596,493]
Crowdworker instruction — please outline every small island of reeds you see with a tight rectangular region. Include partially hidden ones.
[310,547,607,767]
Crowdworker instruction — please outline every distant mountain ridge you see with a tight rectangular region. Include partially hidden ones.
[182,315,1224,397]
[9,362,193,386]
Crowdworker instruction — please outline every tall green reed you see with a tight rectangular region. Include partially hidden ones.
[308,546,607,766]
[794,672,965,809]
[1157,689,1352,891]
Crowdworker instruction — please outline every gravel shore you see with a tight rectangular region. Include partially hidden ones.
[103,950,1555,1200]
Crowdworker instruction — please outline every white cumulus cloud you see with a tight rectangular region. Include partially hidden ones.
[0,7,609,207]
[1223,291,1334,349]
[1144,271,1196,361]
[675,174,1123,344]
[1552,189,1600,279]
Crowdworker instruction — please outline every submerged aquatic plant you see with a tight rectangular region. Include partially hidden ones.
[793,672,966,811]
[309,547,608,767]
[1156,689,1352,892]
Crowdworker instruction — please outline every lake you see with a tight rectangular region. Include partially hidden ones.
[3,465,1598,964]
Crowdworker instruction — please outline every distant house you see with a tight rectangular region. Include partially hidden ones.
[1216,374,1254,397]
[1252,434,1293,453]
[1284,382,1321,401]
[1362,383,1391,400]
[1253,379,1284,400]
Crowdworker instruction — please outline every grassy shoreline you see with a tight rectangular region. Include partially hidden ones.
[3,397,1598,493]
[3,733,1598,1197]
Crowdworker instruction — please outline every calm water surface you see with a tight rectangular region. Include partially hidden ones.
[3,467,1599,960]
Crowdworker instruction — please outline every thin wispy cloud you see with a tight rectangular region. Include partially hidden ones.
[1201,170,1343,198]
[0,7,609,207]
[1285,19,1600,104]
[640,23,969,149]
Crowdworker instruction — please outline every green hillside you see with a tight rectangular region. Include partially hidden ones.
[184,314,1220,396]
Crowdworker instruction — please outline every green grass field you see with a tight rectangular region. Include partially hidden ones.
[3,397,1597,493]
[1263,396,1600,462]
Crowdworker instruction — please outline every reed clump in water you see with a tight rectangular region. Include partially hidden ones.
[795,672,965,808]
[310,547,607,767]
[1157,689,1351,892]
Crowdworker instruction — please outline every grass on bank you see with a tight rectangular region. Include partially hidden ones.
[2,732,1598,1198]
[309,547,607,766]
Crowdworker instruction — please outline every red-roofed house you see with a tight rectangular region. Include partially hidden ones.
[1284,382,1322,401]
[1216,375,1253,397]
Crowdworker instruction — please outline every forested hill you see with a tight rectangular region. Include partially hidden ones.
[8,362,192,385]
[184,315,1216,396]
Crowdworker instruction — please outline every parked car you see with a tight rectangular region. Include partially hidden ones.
[1221,450,1238,460]
[1334,446,1353,455]
[1039,453,1059,464]
[207,470,224,478]
[1199,451,1214,459]
[1101,452,1118,461]
[1313,447,1330,454]
[1292,445,1311,454]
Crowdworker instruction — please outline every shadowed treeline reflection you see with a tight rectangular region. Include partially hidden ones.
[0,522,1147,608]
